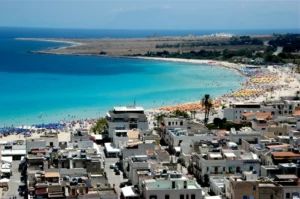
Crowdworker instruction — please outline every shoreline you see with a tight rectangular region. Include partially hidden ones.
[15,38,84,50]
[2,38,298,127]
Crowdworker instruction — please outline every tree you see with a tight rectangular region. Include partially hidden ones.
[154,113,167,126]
[91,118,107,134]
[202,94,213,124]
[172,110,189,118]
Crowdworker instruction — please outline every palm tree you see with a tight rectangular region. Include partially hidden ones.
[91,118,107,134]
[202,94,213,124]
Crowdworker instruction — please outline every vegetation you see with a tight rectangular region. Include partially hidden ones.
[171,110,189,118]
[91,118,107,134]
[206,117,251,130]
[133,34,300,65]
[154,113,168,126]
[155,36,263,48]
[229,36,263,45]
[269,34,300,53]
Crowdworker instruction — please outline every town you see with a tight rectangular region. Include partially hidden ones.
[0,87,300,199]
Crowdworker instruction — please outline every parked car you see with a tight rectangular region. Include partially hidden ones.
[119,181,132,188]
[114,167,119,172]
[110,163,117,169]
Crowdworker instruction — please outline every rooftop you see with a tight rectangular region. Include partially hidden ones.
[114,106,144,112]
[121,186,139,197]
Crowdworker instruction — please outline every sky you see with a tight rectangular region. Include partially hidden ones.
[0,0,299,30]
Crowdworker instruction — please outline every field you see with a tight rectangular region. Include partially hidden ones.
[21,35,273,57]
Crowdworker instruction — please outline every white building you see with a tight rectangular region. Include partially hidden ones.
[113,129,140,149]
[106,106,148,138]
[229,127,261,144]
[142,173,202,199]
[192,149,260,184]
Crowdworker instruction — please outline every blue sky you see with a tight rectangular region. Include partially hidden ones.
[0,0,299,29]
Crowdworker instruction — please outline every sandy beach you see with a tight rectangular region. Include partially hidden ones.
[15,38,84,50]
[141,57,299,115]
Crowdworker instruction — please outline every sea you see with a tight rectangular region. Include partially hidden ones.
[0,27,298,127]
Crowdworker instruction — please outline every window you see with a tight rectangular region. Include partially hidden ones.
[243,196,248,199]
[180,195,184,199]
[191,194,196,199]
[250,166,254,170]
[270,194,273,199]
[4,146,12,149]
[186,195,189,199]
[168,122,171,126]
[286,193,290,198]
[253,185,256,190]
[262,128,266,130]
[165,195,169,199]
[184,181,187,189]
[223,167,226,172]
[180,121,183,125]
[176,122,178,125]
[150,196,157,199]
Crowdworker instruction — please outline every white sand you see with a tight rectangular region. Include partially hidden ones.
[15,38,83,49]
[142,57,299,113]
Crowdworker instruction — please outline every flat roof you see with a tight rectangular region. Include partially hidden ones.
[45,172,60,178]
[276,175,298,180]
[104,143,120,153]
[114,106,144,112]
[92,134,103,140]
[272,152,300,157]
[224,152,236,158]
[1,150,26,155]
[127,130,140,139]
[209,153,222,158]
[121,186,139,197]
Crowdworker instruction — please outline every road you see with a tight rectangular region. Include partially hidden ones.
[98,145,125,196]
[273,46,283,56]
[3,160,22,199]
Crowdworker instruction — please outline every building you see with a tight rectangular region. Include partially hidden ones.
[106,106,148,138]
[142,172,202,199]
[224,171,259,199]
[192,149,260,184]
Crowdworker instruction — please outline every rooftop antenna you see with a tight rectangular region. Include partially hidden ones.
[134,98,136,107]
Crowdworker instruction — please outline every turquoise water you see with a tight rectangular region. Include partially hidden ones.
[0,29,246,126]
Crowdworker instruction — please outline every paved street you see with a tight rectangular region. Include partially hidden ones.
[98,145,125,196]
[3,160,22,199]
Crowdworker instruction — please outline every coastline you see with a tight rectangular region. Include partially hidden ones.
[3,38,299,126]
[15,38,84,50]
